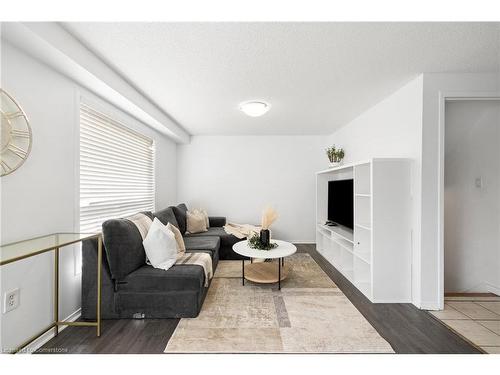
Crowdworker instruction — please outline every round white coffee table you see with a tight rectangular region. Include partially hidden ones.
[232,240,297,290]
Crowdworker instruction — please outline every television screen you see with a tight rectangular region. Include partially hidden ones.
[327,179,354,229]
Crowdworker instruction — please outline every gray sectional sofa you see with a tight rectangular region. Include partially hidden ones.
[81,203,243,320]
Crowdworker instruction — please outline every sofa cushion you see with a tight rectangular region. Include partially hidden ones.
[102,211,153,280]
[153,207,179,228]
[184,237,220,273]
[172,203,188,234]
[185,227,227,238]
[185,227,243,260]
[184,236,220,257]
[119,264,205,293]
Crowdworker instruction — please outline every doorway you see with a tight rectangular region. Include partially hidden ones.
[444,100,500,295]
[433,99,500,353]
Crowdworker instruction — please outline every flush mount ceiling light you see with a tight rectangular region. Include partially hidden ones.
[239,100,270,117]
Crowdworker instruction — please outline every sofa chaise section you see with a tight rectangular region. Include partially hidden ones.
[185,227,243,260]
[164,204,244,260]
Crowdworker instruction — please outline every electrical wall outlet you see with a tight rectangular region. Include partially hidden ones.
[3,288,20,314]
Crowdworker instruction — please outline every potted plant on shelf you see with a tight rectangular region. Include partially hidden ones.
[326,145,345,168]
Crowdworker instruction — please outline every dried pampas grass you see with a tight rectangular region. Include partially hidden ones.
[261,207,278,230]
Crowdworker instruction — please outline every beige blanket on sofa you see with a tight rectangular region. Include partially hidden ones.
[223,222,261,239]
[176,252,213,287]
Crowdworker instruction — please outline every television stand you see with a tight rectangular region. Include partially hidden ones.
[315,158,411,303]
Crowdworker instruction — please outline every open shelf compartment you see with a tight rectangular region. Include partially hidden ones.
[355,195,371,229]
[341,247,354,280]
[354,162,371,195]
[317,230,341,267]
[354,257,372,298]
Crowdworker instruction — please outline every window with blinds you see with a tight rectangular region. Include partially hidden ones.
[79,102,155,233]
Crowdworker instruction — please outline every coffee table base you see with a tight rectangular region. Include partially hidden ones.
[242,259,288,290]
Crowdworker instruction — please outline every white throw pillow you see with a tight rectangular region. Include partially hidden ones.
[143,218,178,271]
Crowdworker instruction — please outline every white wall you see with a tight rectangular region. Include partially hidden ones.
[444,100,500,293]
[421,73,499,309]
[324,73,500,309]
[0,42,177,351]
[177,136,325,242]
[324,76,424,305]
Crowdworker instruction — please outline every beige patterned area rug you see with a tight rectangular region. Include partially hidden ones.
[164,253,394,353]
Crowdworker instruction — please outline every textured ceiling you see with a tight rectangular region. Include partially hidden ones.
[63,22,500,135]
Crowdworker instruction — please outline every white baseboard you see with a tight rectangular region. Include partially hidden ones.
[447,281,500,295]
[423,281,500,313]
[372,299,413,304]
[486,282,500,296]
[419,301,441,311]
[462,281,490,293]
[20,308,81,354]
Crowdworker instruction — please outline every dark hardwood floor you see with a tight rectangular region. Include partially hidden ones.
[38,244,481,354]
[306,244,481,354]
[37,317,179,354]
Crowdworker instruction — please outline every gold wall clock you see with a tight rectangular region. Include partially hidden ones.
[0,89,32,176]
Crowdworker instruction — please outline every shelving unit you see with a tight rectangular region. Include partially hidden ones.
[315,158,412,303]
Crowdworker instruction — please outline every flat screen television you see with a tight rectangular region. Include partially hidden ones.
[327,179,354,229]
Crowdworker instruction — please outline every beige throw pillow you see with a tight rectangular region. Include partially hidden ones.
[186,210,208,234]
[193,208,209,228]
[202,210,209,228]
[166,222,185,255]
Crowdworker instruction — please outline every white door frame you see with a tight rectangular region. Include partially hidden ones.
[438,91,500,309]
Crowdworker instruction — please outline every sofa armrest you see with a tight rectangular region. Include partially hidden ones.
[81,237,116,319]
[209,216,226,227]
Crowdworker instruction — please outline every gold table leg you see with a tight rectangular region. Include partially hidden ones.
[5,234,103,353]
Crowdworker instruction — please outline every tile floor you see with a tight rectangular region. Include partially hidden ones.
[430,296,500,354]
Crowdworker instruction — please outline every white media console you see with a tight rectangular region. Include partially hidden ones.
[316,158,412,303]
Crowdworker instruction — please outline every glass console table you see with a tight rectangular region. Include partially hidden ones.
[0,233,102,353]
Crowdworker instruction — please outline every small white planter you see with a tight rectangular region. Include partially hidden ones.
[329,161,343,168]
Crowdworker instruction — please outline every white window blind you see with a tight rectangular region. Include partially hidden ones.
[79,102,155,233]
